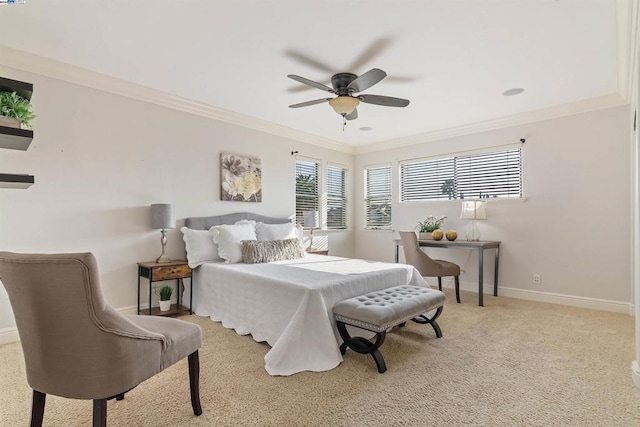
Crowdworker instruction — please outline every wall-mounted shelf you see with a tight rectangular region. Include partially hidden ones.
[0,174,35,189]
[0,125,33,150]
[0,77,34,151]
[1,77,35,188]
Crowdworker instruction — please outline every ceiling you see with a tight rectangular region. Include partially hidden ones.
[0,1,631,152]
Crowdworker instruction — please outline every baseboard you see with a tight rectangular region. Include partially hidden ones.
[632,361,640,389]
[432,278,633,314]
[0,327,20,345]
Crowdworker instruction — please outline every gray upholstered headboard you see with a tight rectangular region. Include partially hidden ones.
[184,212,292,230]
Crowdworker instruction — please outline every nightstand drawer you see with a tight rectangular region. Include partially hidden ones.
[153,264,191,281]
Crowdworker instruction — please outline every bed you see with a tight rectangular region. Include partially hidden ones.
[183,212,428,376]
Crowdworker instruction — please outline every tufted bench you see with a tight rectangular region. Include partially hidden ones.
[333,285,445,373]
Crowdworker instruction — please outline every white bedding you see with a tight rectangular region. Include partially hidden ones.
[192,254,427,376]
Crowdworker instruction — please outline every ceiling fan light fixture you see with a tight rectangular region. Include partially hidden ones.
[328,96,359,116]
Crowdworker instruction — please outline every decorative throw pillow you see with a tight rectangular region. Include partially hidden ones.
[181,227,219,268]
[241,238,306,264]
[212,223,257,264]
[255,222,304,246]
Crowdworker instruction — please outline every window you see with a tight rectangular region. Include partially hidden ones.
[327,165,347,229]
[364,165,392,229]
[295,159,319,224]
[400,147,522,201]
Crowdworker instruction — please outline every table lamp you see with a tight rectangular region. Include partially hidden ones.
[151,203,175,263]
[460,200,487,241]
[303,210,319,249]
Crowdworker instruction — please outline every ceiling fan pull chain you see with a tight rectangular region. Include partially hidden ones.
[342,115,346,131]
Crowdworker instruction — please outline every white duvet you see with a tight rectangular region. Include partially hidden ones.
[191,254,427,376]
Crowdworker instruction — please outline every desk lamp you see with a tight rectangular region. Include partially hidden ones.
[460,200,487,241]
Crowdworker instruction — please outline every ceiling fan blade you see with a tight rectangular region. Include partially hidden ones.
[287,79,332,93]
[345,108,358,121]
[285,50,335,73]
[348,37,393,71]
[347,68,387,93]
[359,94,410,107]
[287,75,335,93]
[289,98,331,108]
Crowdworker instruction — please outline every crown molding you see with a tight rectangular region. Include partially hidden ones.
[0,45,355,154]
[355,93,628,154]
[0,45,630,157]
[617,0,638,102]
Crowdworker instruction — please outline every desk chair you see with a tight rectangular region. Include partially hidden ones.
[0,252,203,427]
[399,231,461,303]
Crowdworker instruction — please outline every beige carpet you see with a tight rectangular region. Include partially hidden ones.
[1,290,639,426]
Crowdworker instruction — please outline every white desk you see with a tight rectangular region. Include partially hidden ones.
[394,239,501,306]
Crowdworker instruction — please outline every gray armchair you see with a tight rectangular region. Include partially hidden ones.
[0,252,203,427]
[399,231,462,303]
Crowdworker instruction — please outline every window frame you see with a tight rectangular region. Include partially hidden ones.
[364,163,393,230]
[326,162,348,230]
[399,145,523,203]
[295,157,321,226]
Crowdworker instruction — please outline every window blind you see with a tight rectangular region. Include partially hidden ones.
[364,165,392,229]
[327,165,347,229]
[295,159,319,224]
[400,148,522,201]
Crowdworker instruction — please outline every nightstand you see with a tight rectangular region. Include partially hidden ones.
[137,260,193,316]
[307,249,329,255]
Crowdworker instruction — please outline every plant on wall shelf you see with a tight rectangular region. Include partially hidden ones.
[417,215,447,232]
[0,91,36,129]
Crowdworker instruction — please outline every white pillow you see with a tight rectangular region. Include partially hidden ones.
[212,223,257,264]
[181,227,219,268]
[256,222,304,246]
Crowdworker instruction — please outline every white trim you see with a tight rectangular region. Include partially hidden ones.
[0,45,354,155]
[0,327,19,345]
[355,94,627,154]
[0,45,630,157]
[432,278,633,314]
[617,0,638,101]
[632,360,640,388]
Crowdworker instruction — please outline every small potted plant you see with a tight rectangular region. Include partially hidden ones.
[416,215,447,240]
[0,91,36,129]
[158,285,172,311]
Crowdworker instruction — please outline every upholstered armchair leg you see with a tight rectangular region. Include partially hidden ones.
[93,399,107,427]
[455,276,461,303]
[30,390,46,427]
[188,350,203,416]
[437,276,442,291]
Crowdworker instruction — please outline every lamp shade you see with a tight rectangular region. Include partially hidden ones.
[150,203,175,229]
[328,96,359,115]
[303,210,319,229]
[460,200,487,220]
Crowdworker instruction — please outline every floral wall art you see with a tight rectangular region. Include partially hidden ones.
[220,153,262,202]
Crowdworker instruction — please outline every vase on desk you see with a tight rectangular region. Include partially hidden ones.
[419,232,432,240]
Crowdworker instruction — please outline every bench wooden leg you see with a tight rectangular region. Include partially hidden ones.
[337,321,388,373]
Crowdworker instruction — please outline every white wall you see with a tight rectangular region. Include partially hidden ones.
[355,106,632,308]
[0,66,355,333]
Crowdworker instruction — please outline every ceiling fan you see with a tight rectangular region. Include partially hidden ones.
[287,68,410,124]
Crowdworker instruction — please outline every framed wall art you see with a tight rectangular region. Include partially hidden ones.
[220,153,262,202]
